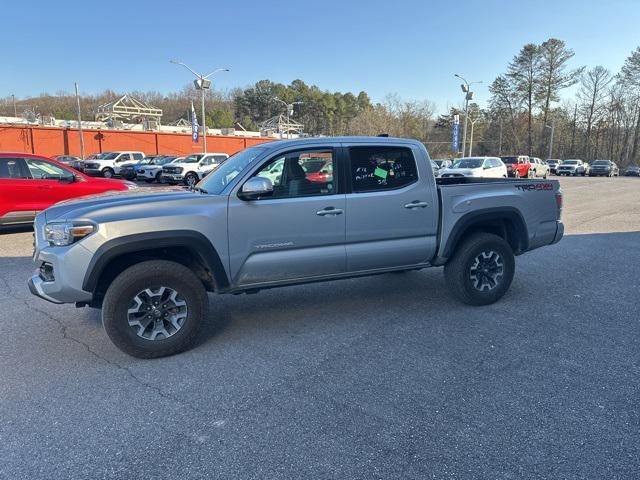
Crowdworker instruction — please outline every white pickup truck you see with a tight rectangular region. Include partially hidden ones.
[82,151,145,178]
[161,152,229,186]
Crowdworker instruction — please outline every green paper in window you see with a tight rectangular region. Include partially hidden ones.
[374,167,388,179]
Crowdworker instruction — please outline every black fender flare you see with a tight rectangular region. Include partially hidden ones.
[82,230,229,292]
[440,207,529,261]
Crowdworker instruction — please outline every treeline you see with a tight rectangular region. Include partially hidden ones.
[0,81,432,141]
[430,41,640,164]
[1,41,639,165]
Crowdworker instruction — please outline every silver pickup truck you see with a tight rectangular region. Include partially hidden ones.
[28,137,564,358]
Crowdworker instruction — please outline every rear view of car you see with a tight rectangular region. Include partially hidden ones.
[501,155,531,178]
[439,157,507,178]
[624,165,640,176]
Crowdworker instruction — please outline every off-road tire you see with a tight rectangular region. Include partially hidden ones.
[102,260,208,358]
[444,232,515,306]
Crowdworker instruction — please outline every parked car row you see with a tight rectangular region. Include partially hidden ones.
[48,151,233,186]
[435,155,631,179]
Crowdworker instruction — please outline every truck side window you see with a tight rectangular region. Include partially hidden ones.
[349,146,418,192]
[253,149,335,199]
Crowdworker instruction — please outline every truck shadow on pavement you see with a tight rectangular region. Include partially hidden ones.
[196,230,640,348]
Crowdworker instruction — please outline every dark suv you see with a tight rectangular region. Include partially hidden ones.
[589,160,619,177]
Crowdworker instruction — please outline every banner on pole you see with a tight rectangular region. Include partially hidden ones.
[191,102,199,143]
[452,114,460,151]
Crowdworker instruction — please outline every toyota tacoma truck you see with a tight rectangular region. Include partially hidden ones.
[28,137,564,358]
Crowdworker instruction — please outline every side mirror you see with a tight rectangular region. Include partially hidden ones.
[58,174,75,184]
[239,177,273,200]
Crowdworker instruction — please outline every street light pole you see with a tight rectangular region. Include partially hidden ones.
[75,83,85,159]
[454,74,482,157]
[201,87,207,152]
[545,120,555,159]
[11,94,17,117]
[469,117,480,156]
[170,60,229,153]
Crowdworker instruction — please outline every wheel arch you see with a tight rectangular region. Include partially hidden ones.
[438,207,529,263]
[82,230,229,306]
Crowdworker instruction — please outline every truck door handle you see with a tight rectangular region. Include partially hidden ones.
[404,201,428,209]
[316,207,343,216]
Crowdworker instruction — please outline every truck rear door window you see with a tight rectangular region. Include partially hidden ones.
[349,146,417,192]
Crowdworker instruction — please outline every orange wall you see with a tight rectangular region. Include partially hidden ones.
[0,125,274,157]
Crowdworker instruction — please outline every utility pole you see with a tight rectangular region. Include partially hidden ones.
[75,83,85,159]
[170,60,229,153]
[454,74,482,157]
[498,117,503,156]
[545,120,555,159]
[11,94,17,117]
[469,117,480,156]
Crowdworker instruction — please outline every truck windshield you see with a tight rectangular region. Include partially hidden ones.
[182,154,203,163]
[563,160,578,165]
[197,147,266,194]
[453,159,483,169]
[99,152,119,160]
[592,160,609,165]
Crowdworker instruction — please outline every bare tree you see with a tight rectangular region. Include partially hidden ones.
[578,66,612,159]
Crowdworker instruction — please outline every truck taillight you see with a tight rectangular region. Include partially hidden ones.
[555,191,563,218]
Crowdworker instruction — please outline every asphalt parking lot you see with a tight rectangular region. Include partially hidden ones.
[1,176,639,479]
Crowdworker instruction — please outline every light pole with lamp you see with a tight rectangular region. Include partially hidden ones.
[454,74,482,157]
[170,60,229,153]
[273,97,303,139]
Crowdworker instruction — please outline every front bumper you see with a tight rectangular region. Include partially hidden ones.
[162,173,185,183]
[28,218,94,305]
[28,274,64,304]
[83,168,102,176]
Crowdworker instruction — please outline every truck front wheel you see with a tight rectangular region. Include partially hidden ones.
[444,232,515,306]
[184,172,199,187]
[102,260,208,358]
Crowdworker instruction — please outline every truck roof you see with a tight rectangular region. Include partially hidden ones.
[255,136,424,153]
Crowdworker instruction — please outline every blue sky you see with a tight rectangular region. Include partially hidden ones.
[5,0,639,113]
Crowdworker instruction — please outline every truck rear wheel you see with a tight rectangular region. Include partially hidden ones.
[102,260,208,358]
[444,232,515,306]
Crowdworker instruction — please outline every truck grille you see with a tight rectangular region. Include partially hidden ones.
[84,162,100,169]
[163,166,183,174]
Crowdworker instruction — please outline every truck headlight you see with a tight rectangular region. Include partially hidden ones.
[45,222,96,246]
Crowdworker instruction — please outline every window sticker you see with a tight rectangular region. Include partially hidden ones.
[374,167,388,179]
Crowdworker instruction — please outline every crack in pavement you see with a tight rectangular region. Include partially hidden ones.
[0,270,218,443]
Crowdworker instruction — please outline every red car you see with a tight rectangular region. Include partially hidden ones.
[0,153,136,227]
[500,155,533,178]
